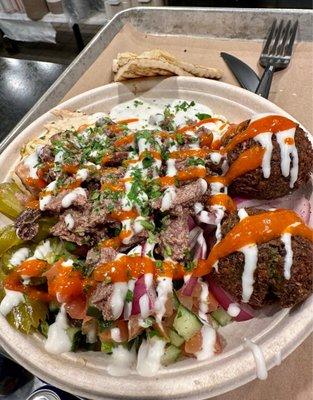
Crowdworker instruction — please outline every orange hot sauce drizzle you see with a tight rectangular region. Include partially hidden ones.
[176,118,221,134]
[169,148,209,159]
[108,209,138,222]
[114,134,135,147]
[193,210,313,277]
[208,194,236,212]
[206,146,265,186]
[93,256,185,283]
[223,115,297,153]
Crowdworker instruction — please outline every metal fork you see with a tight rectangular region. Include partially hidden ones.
[256,19,298,98]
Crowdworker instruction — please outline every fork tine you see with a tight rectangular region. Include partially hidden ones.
[284,20,299,56]
[270,20,284,55]
[277,20,291,55]
[262,19,277,55]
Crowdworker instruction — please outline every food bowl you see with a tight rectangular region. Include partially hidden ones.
[0,77,312,400]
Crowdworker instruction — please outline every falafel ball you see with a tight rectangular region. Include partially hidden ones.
[222,122,313,199]
[210,208,313,308]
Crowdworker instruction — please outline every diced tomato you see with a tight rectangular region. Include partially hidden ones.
[184,331,203,355]
[16,259,48,278]
[45,260,84,303]
[65,296,87,319]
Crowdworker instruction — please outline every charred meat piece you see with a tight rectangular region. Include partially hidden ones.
[50,198,114,245]
[226,124,313,199]
[90,282,115,321]
[159,215,189,261]
[86,246,118,268]
[15,209,41,240]
[152,179,208,215]
[104,152,129,167]
[210,208,313,308]
[38,145,54,163]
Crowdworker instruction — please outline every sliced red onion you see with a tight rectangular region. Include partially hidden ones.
[131,275,155,317]
[193,232,208,260]
[235,191,311,225]
[207,278,254,322]
[188,215,197,230]
[189,226,203,249]
[181,276,198,296]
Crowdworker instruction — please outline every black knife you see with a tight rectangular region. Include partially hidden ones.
[220,52,260,93]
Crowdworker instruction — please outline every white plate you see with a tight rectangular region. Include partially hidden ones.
[0,77,312,400]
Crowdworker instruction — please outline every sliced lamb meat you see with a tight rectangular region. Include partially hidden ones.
[159,215,189,261]
[86,246,118,267]
[104,152,129,167]
[38,145,54,163]
[50,198,114,245]
[152,179,208,215]
[15,209,41,240]
[44,188,87,213]
[101,167,126,184]
[90,282,115,321]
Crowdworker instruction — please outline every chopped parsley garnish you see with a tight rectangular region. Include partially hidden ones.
[134,99,143,107]
[175,133,185,145]
[174,100,195,113]
[184,260,196,272]
[125,289,133,303]
[98,320,113,331]
[140,219,155,231]
[155,260,164,271]
[187,157,205,167]
[142,152,154,169]
[195,113,211,120]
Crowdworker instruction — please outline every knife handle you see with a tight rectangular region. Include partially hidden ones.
[256,65,275,99]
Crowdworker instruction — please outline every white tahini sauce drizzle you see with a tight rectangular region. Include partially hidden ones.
[227,303,241,317]
[161,142,177,212]
[154,277,173,323]
[281,232,293,280]
[39,180,57,211]
[198,281,209,321]
[107,345,136,377]
[238,208,249,220]
[195,325,216,361]
[111,327,122,342]
[244,338,268,380]
[64,214,75,230]
[136,338,166,377]
[276,128,298,188]
[33,240,51,260]
[111,282,128,320]
[240,243,258,303]
[0,289,24,316]
[254,132,273,178]
[23,145,43,178]
[76,168,89,181]
[45,305,72,354]
[61,187,87,208]
[10,247,29,266]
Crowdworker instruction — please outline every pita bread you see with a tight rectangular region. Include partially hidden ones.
[113,49,222,82]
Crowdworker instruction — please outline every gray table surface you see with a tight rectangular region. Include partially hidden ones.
[0,57,66,142]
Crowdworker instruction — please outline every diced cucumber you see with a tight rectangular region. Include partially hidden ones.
[86,305,102,319]
[173,304,202,341]
[66,327,82,351]
[101,341,114,354]
[211,309,232,327]
[169,329,185,347]
[161,345,181,366]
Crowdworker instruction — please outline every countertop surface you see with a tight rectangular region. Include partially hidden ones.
[0,57,66,142]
